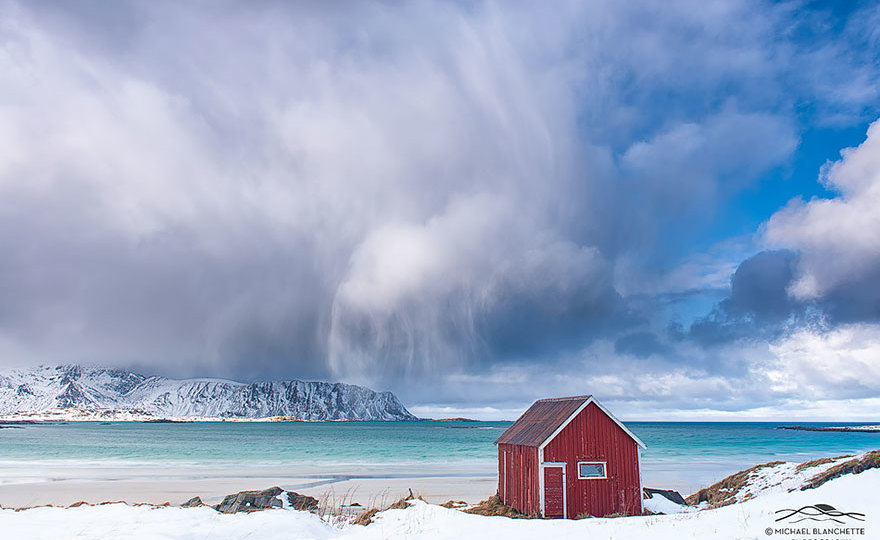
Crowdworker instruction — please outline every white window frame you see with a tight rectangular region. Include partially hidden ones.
[577,461,607,480]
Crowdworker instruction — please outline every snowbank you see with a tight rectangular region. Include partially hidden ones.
[686,452,860,508]
[642,494,695,515]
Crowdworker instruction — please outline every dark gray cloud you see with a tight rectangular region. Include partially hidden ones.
[692,118,880,349]
[821,270,880,323]
[614,331,669,358]
[687,250,801,345]
[0,0,879,416]
[723,250,800,321]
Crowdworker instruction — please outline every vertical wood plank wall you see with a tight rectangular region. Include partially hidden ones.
[497,443,539,515]
[542,402,641,517]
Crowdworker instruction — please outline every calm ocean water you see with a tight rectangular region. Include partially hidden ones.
[1,421,877,492]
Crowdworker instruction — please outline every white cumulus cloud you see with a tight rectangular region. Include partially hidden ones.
[764,119,880,300]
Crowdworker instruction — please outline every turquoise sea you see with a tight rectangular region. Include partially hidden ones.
[1,421,878,493]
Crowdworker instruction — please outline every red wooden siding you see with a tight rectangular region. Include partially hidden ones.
[497,443,539,515]
[542,402,641,517]
[542,466,564,518]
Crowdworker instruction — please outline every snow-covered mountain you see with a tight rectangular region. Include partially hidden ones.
[0,365,417,420]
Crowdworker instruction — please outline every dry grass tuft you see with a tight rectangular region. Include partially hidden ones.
[313,486,359,521]
[794,455,853,473]
[386,489,425,510]
[463,494,537,519]
[387,497,410,510]
[12,505,52,512]
[351,487,423,525]
[801,449,880,490]
[440,500,468,509]
[353,507,379,525]
[685,461,785,508]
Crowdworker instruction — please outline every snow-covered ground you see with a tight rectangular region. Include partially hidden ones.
[726,455,855,504]
[1,456,875,540]
[643,494,698,515]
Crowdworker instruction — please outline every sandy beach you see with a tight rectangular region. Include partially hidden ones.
[0,463,496,509]
[0,459,737,509]
[0,451,856,509]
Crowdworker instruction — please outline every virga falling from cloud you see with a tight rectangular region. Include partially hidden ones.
[0,1,879,417]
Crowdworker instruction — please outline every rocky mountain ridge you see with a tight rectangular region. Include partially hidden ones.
[0,365,416,421]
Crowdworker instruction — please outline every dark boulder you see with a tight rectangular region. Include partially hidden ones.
[215,487,284,513]
[285,491,318,511]
[213,487,318,513]
[181,496,205,508]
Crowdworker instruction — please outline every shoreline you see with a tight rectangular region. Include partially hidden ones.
[0,408,413,423]
[0,451,875,514]
[0,450,865,507]
[778,425,880,433]
[0,457,498,509]
[0,456,822,509]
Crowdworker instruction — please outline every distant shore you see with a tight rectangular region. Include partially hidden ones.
[0,407,430,423]
[0,407,481,423]
[777,425,880,433]
[0,408,316,423]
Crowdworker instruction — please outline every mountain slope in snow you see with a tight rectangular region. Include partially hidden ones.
[0,365,417,420]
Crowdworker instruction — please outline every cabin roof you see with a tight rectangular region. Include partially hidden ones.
[494,395,591,447]
[494,395,646,449]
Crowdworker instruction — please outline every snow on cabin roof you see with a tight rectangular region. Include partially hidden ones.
[494,395,646,449]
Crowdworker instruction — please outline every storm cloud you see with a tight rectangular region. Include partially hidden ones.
[1,1,879,418]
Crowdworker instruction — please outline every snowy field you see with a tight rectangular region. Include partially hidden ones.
[1,461,875,540]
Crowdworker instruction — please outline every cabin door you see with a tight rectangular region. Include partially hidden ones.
[542,463,566,518]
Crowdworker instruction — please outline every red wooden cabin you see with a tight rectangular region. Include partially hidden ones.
[495,395,646,518]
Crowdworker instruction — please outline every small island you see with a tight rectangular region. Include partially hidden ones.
[777,425,880,433]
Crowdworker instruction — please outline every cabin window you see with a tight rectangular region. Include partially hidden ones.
[577,461,607,479]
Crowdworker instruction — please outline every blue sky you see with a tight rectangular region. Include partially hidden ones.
[0,0,879,420]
